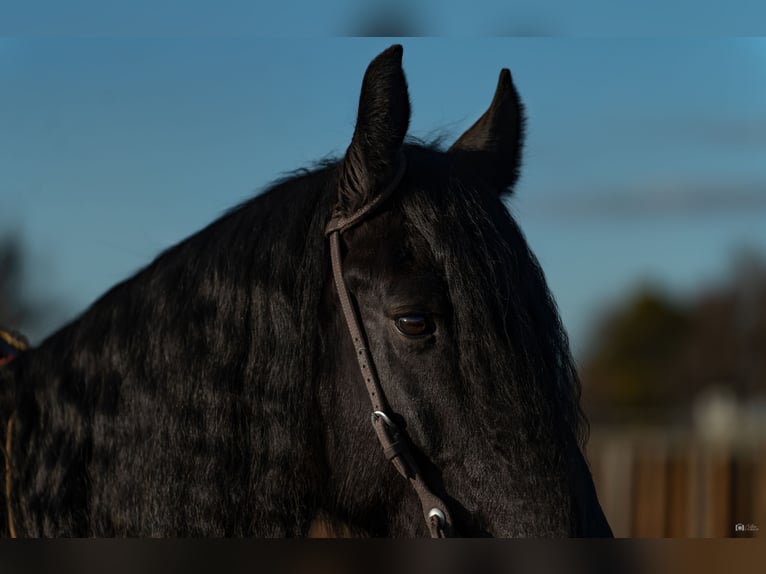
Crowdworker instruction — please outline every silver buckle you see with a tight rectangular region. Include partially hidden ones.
[428,507,446,526]
[371,410,397,429]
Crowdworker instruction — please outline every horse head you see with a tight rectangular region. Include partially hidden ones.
[315,45,612,537]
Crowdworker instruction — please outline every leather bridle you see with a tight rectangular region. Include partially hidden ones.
[325,155,455,538]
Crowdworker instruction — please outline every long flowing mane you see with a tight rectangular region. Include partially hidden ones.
[9,165,339,535]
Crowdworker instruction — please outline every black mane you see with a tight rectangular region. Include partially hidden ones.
[8,163,339,535]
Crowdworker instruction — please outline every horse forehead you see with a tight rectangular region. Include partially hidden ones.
[344,212,405,260]
[342,213,441,286]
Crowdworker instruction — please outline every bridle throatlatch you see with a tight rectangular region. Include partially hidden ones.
[325,155,455,538]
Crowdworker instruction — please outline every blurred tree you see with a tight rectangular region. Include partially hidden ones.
[0,233,50,338]
[581,249,766,424]
[582,288,690,422]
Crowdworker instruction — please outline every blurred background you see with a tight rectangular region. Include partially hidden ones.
[1,35,765,537]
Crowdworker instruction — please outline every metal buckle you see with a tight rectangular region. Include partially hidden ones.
[371,410,398,430]
[428,507,446,525]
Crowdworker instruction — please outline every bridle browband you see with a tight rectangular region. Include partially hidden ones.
[324,154,455,538]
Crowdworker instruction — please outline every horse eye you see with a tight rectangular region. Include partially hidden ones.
[395,315,434,338]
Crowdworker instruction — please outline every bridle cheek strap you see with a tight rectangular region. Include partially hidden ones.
[325,157,455,538]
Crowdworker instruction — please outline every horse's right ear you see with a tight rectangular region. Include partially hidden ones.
[337,45,411,214]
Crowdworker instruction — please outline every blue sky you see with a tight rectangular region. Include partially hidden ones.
[2,1,766,36]
[1,38,766,358]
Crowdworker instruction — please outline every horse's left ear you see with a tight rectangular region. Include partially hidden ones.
[448,68,526,194]
[337,44,411,215]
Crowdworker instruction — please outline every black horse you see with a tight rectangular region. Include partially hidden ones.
[0,45,611,537]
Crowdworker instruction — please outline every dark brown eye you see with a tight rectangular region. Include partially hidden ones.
[395,315,434,338]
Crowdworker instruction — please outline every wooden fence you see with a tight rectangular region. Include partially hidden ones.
[587,426,766,537]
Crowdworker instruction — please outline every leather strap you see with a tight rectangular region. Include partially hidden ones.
[326,158,455,538]
[325,156,407,236]
[3,415,15,538]
[0,328,25,538]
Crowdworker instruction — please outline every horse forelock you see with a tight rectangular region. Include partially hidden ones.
[397,145,585,449]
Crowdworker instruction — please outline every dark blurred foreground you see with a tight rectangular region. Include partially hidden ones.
[0,540,764,573]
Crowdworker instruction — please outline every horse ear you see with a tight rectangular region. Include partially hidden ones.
[448,68,526,194]
[337,44,411,214]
